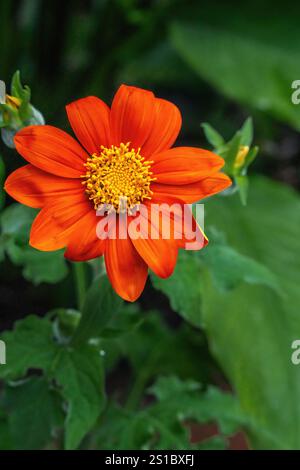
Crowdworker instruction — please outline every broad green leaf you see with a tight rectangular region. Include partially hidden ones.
[150,251,203,328]
[72,274,123,345]
[201,274,293,448]
[53,345,105,450]
[201,243,281,294]
[201,176,300,448]
[0,315,58,380]
[170,16,300,129]
[4,377,63,450]
[206,176,300,319]
[151,240,280,327]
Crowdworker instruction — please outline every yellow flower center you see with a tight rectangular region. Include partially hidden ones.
[82,142,156,213]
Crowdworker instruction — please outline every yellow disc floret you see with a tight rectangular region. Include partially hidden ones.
[82,142,156,213]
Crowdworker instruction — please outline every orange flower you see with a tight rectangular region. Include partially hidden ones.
[4,85,231,301]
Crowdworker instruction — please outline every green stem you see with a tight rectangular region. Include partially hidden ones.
[125,345,162,411]
[72,262,87,311]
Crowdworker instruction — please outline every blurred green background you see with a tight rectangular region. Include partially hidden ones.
[0,0,300,450]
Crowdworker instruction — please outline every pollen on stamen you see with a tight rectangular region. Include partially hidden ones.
[81,142,156,213]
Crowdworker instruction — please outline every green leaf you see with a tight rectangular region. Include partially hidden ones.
[0,203,68,284]
[72,274,123,345]
[235,174,249,206]
[10,71,32,122]
[53,345,105,450]
[4,377,63,450]
[201,123,225,149]
[150,251,203,328]
[9,244,68,285]
[240,117,253,146]
[11,71,26,100]
[90,376,245,450]
[0,315,58,380]
[149,376,245,436]
[170,17,300,129]
[101,309,211,386]
[245,146,259,169]
[0,314,106,449]
[201,243,281,294]
[0,203,36,240]
[151,236,280,328]
[202,176,300,448]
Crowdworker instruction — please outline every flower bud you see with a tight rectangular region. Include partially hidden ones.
[0,71,45,148]
[202,118,259,205]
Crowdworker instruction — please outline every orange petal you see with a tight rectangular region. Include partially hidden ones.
[4,164,83,208]
[66,96,111,154]
[64,210,106,261]
[148,195,208,250]
[151,173,232,204]
[104,221,148,302]
[141,98,182,158]
[151,147,224,184]
[110,84,156,149]
[14,125,88,178]
[30,193,91,251]
[129,205,178,278]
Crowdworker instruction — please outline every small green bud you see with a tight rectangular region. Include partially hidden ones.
[0,71,45,149]
[202,117,259,205]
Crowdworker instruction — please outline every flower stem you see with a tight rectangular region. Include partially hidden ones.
[125,345,162,411]
[72,262,87,311]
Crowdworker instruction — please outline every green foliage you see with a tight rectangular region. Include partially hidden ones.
[0,315,105,450]
[151,176,300,449]
[170,11,300,129]
[150,251,203,328]
[201,243,281,294]
[0,316,58,380]
[202,176,300,448]
[0,203,68,284]
[151,234,280,328]
[72,273,123,346]
[53,345,105,450]
[0,0,300,452]
[89,376,245,450]
[4,377,63,450]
